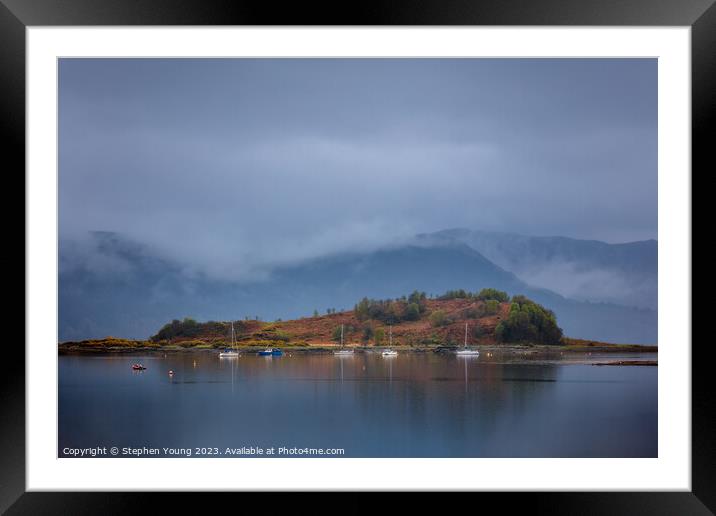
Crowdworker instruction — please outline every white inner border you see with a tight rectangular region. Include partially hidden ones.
[27,27,691,491]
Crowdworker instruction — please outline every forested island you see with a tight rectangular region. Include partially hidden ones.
[58,288,657,354]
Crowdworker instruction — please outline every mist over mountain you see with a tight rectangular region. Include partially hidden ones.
[57,59,658,346]
[421,229,657,310]
[59,231,657,345]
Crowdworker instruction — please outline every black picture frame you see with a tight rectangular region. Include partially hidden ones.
[5,0,710,513]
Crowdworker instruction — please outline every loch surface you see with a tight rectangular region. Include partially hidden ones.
[58,351,657,457]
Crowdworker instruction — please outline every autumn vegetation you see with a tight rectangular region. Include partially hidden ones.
[60,288,577,353]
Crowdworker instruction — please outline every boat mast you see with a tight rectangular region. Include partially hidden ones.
[231,321,235,350]
[464,322,468,348]
[389,325,392,347]
[341,324,344,348]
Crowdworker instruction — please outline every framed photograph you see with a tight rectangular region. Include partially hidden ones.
[7,0,710,512]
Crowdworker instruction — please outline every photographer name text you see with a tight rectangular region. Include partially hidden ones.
[61,446,345,457]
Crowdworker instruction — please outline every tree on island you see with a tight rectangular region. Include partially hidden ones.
[374,327,385,346]
[429,310,451,327]
[476,288,510,302]
[495,295,563,345]
[484,299,500,315]
[404,302,421,321]
[362,324,374,343]
[151,317,223,342]
[354,290,427,325]
[438,287,510,302]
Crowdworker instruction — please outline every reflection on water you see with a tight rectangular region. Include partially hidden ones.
[59,352,657,457]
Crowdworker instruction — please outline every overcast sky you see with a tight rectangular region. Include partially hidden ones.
[59,58,657,280]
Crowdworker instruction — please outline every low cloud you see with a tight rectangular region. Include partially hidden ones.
[59,58,657,281]
[517,261,657,309]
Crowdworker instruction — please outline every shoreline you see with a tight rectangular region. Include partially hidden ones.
[58,343,657,353]
[58,342,658,367]
[57,336,657,354]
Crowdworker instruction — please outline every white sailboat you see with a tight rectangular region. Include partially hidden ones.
[456,322,480,356]
[334,324,354,355]
[382,325,397,356]
[219,321,240,358]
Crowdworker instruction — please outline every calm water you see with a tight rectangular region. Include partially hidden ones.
[59,352,657,457]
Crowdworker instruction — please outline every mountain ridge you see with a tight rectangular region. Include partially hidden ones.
[421,228,657,309]
[58,230,658,344]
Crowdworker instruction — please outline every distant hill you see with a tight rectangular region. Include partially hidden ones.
[59,231,657,344]
[423,228,657,310]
